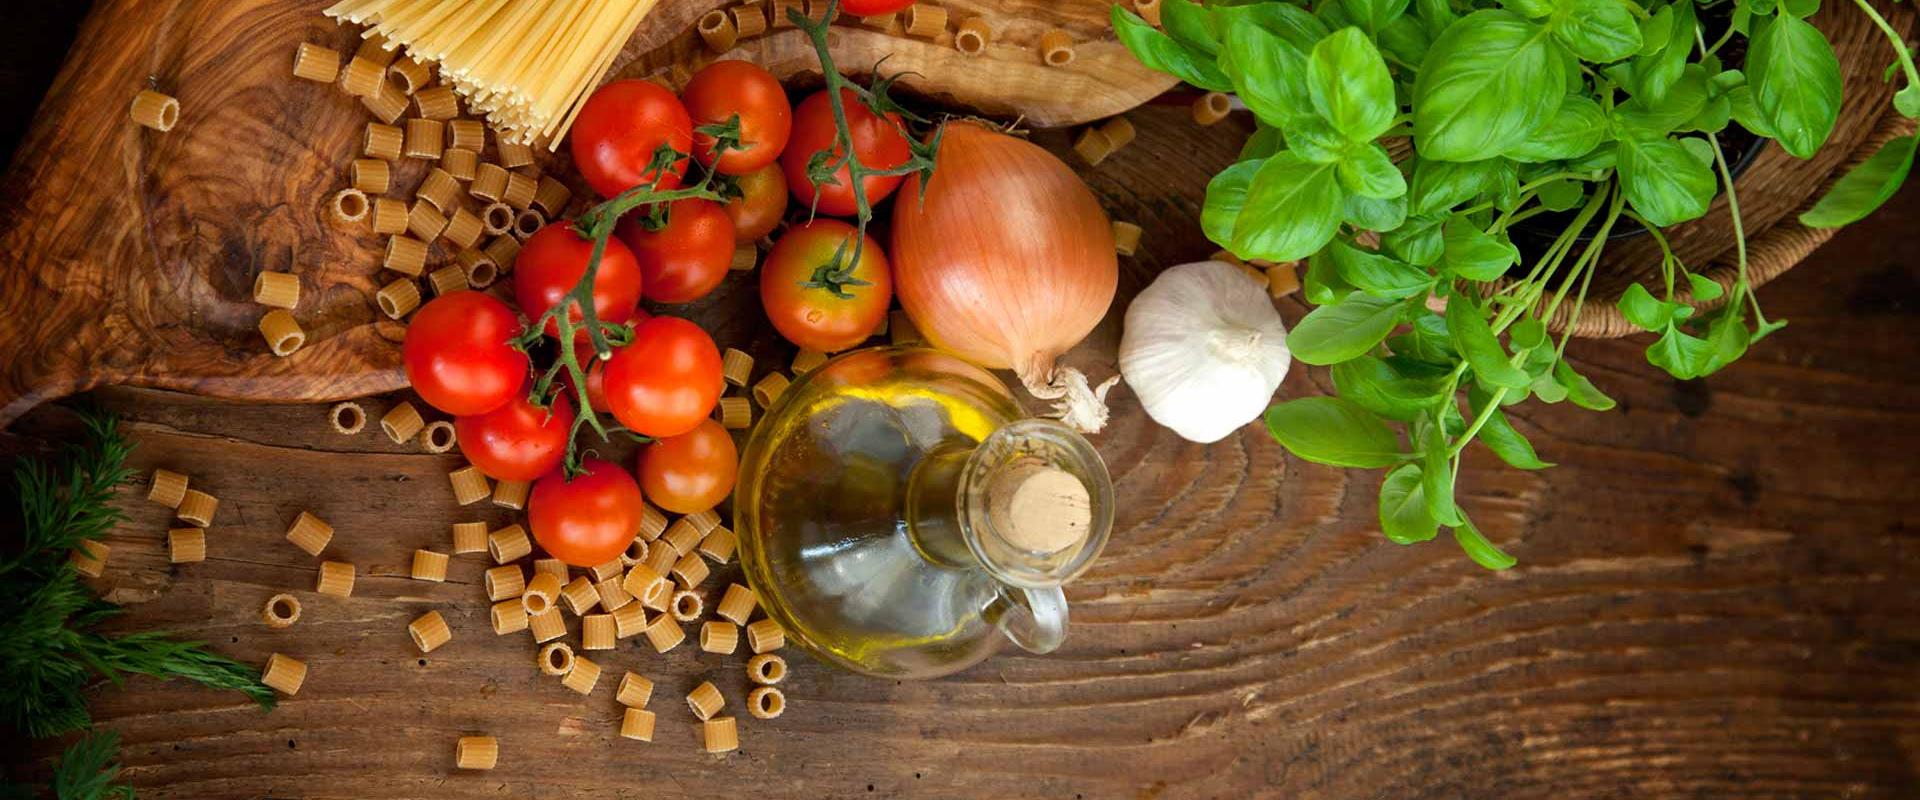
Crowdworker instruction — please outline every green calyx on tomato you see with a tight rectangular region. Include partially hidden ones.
[801,251,873,300]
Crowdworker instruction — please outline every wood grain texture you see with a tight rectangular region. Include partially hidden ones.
[4,106,1919,798]
[0,0,1174,425]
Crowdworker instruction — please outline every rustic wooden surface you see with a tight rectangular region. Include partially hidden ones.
[3,93,1920,795]
[0,0,1173,423]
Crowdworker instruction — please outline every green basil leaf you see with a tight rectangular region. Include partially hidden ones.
[1744,0,1779,17]
[1637,4,1673,56]
[1509,317,1547,350]
[1685,272,1725,301]
[1383,212,1449,265]
[1447,294,1531,389]
[1896,84,1919,119]
[1616,282,1689,330]
[1680,136,1716,168]
[1289,292,1406,364]
[1201,159,1264,248]
[1468,386,1553,469]
[1113,7,1234,91]
[1220,23,1314,125]
[1799,135,1917,227]
[1233,152,1346,262]
[1341,0,1413,33]
[1727,84,1777,139]
[1303,249,1355,305]
[1336,143,1409,199]
[1632,0,1693,103]
[1331,240,1433,298]
[1214,1,1330,51]
[1388,310,1458,363]
[1412,10,1565,162]
[1333,354,1449,421]
[1309,27,1399,141]
[1161,0,1221,55]
[1420,418,1464,525]
[1242,123,1287,160]
[1379,15,1433,65]
[1530,369,1569,403]
[1536,177,1586,210]
[1503,95,1609,162]
[1748,12,1842,158]
[1618,135,1716,226]
[1265,396,1405,467]
[1379,463,1440,544]
[1417,0,1461,38]
[1452,515,1518,569]
[1701,304,1752,375]
[1554,360,1616,410]
[1439,218,1519,281]
[1614,65,1710,135]
[1502,0,1554,18]
[1287,117,1353,164]
[1552,0,1641,63]
[1646,323,1716,379]
[1344,191,1411,231]
[1564,142,1618,172]
[1782,0,1819,18]
[1409,157,1500,214]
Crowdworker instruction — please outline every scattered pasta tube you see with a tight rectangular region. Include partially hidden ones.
[639,503,668,541]
[747,619,785,654]
[376,278,421,321]
[537,641,574,676]
[643,545,677,580]
[802,0,829,23]
[687,681,724,721]
[286,511,332,556]
[752,372,790,408]
[611,601,647,638]
[561,656,601,695]
[534,558,568,584]
[721,348,754,387]
[733,4,768,37]
[484,564,525,601]
[446,119,484,152]
[293,43,341,82]
[384,234,428,276]
[455,736,497,770]
[672,552,710,589]
[316,560,355,597]
[364,122,403,160]
[147,469,188,508]
[421,420,457,453]
[511,209,545,241]
[387,57,431,95]
[496,139,534,170]
[531,177,572,217]
[687,509,722,534]
[729,244,757,271]
[168,527,206,563]
[700,621,738,654]
[861,12,898,30]
[1135,0,1164,26]
[589,558,625,583]
[748,686,786,720]
[670,589,704,622]
[703,718,739,754]
[663,519,703,556]
[409,610,453,653]
[561,576,600,616]
[417,168,461,212]
[69,540,107,578]
[770,0,802,28]
[620,708,656,742]
[371,197,408,235]
[491,479,530,510]
[455,248,499,289]
[529,609,567,644]
[449,465,490,506]
[128,89,180,132]
[1100,116,1137,152]
[259,310,304,356]
[890,309,922,345]
[351,160,389,196]
[380,401,424,443]
[1040,29,1076,66]
[443,147,478,181]
[502,173,537,211]
[1192,91,1231,126]
[596,577,633,611]
[715,583,758,625]
[616,672,653,708]
[697,526,735,564]
[1072,127,1112,166]
[340,55,385,97]
[404,118,444,159]
[263,593,301,628]
[488,523,531,564]
[328,401,367,435]
[361,82,410,124]
[253,271,300,309]
[643,615,685,653]
[490,598,528,634]
[354,32,396,66]
[583,614,616,650]
[955,16,991,55]
[478,203,515,237]
[792,348,828,374]
[483,236,522,276]
[622,544,649,577]
[261,653,306,696]
[622,564,671,607]
[748,653,788,684]
[1113,221,1143,256]
[470,163,508,202]
[1267,262,1302,299]
[698,10,738,52]
[522,572,563,616]
[717,397,752,430]
[411,549,450,582]
[904,4,946,37]
[331,188,370,224]
[176,489,219,527]
[443,207,484,250]
[451,521,489,554]
[408,201,449,242]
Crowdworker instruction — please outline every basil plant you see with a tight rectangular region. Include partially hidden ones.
[1116,0,1918,568]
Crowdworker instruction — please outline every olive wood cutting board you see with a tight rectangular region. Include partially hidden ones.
[0,0,1176,424]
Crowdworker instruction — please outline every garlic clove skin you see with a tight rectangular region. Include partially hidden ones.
[1118,261,1292,444]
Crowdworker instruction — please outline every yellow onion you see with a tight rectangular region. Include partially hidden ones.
[890,121,1120,431]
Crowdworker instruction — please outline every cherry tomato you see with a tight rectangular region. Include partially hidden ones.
[637,418,738,514]
[455,393,575,482]
[782,88,912,217]
[603,316,725,438]
[402,291,530,416]
[570,80,692,199]
[528,459,645,567]
[552,324,644,414]
[614,199,735,304]
[842,0,916,13]
[682,60,792,175]
[761,219,892,352]
[515,224,645,341]
[724,161,789,241]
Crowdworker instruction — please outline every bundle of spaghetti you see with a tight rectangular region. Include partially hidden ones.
[324,0,660,148]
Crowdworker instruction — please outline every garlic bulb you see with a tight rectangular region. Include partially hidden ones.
[1118,261,1292,443]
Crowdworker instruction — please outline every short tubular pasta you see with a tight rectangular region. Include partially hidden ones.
[69,540,108,578]
[488,524,531,564]
[502,172,537,211]
[484,564,525,601]
[611,601,647,638]
[495,138,534,169]
[293,43,342,82]
[147,469,188,508]
[443,147,478,181]
[449,465,491,506]
[860,12,897,31]
[561,576,600,616]
[955,16,991,55]
[253,271,300,309]
[411,549,450,581]
[639,503,668,541]
[455,736,497,770]
[408,610,452,653]
[589,558,625,583]
[404,118,444,159]
[561,656,601,695]
[1135,0,1164,26]
[522,572,562,616]
[259,310,304,356]
[316,560,355,597]
[1192,91,1231,126]
[733,4,768,36]
[698,10,738,52]
[663,519,703,556]
[421,420,457,453]
[452,521,489,554]
[372,196,409,235]
[721,348,754,386]
[354,32,396,67]
[340,55,386,97]
[686,681,724,721]
[1072,127,1112,166]
[903,3,946,37]
[686,509,722,534]
[642,615,685,653]
[364,122,403,160]
[672,552,710,590]
[331,188,371,223]
[408,200,449,242]
[380,401,424,443]
[621,564,670,607]
[362,82,410,124]
[537,641,574,676]
[442,207,484,250]
[511,209,545,241]
[490,598,529,634]
[748,686,785,720]
[491,478,530,510]
[746,619,785,654]
[748,653,788,685]
[529,609,567,644]
[699,526,737,564]
[263,593,301,628]
[479,202,514,236]
[329,401,367,435]
[643,543,677,579]
[622,537,650,567]
[446,119,484,152]
[582,614,616,650]
[457,247,500,288]
[1112,221,1143,256]
[261,653,306,696]
[384,234,428,276]
[470,162,509,202]
[534,558,568,584]
[715,583,757,626]
[377,278,421,320]
[417,168,461,212]
[1099,116,1137,152]
[1039,29,1076,67]
[702,717,739,754]
[128,89,180,132]
[670,589,704,622]
[616,672,653,708]
[752,372,790,408]
[176,489,219,527]
[532,176,572,217]
[699,621,738,654]
[792,348,828,374]
[388,57,432,95]
[354,157,394,194]
[168,527,206,563]
[595,577,632,611]
[620,708,656,742]
[771,0,802,28]
[729,244,758,271]
[717,397,751,430]
[889,310,921,345]
[426,263,468,298]
[286,511,333,556]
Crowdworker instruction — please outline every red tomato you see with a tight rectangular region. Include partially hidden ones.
[637,418,738,514]
[570,80,692,199]
[682,60,792,175]
[515,224,645,342]
[761,219,892,352]
[842,0,916,13]
[402,291,530,416]
[528,459,645,566]
[455,393,575,482]
[603,316,724,438]
[782,88,912,217]
[725,161,789,241]
[614,199,735,304]
[554,341,633,414]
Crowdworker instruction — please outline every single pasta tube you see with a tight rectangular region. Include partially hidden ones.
[721,348,754,387]
[528,609,567,644]
[168,527,206,564]
[903,4,946,37]
[643,542,678,578]
[595,577,633,611]
[1267,262,1302,299]
[792,348,828,374]
[890,309,922,346]
[147,468,188,508]
[258,309,304,357]
[702,717,739,754]
[531,177,572,217]
[537,642,574,677]
[488,524,531,564]
[293,43,341,82]
[261,653,306,696]
[672,552,710,589]
[262,593,301,628]
[1135,0,1164,26]
[484,235,521,273]
[407,200,449,242]
[329,401,366,435]
[380,401,424,443]
[729,244,757,271]
[715,583,758,626]
[502,173,537,211]
[421,420,457,453]
[1039,29,1076,67]
[443,207,484,250]
[484,564,525,601]
[452,521,489,554]
[128,89,180,132]
[411,549,450,582]
[315,560,355,597]
[747,619,785,654]
[663,519,703,556]
[752,372,790,408]
[861,13,898,31]
[698,526,737,564]
[455,736,497,770]
[619,708,656,742]
[176,489,219,527]
[561,576,601,616]
[496,139,535,169]
[670,589,704,622]
[339,55,385,97]
[1112,221,1143,256]
[354,32,396,67]
[456,248,500,288]
[955,16,991,55]
[687,508,722,534]
[802,0,828,22]
[748,653,788,685]
[479,202,515,237]
[361,81,410,125]
[582,613,616,650]
[331,188,371,223]
[533,558,568,584]
[491,479,530,510]
[383,234,428,276]
[700,621,738,654]
[490,598,529,634]
[449,465,491,506]
[639,503,668,541]
[253,271,300,309]
[698,10,738,52]
[561,656,601,695]
[404,118,444,159]
[621,564,670,607]
[408,610,452,653]
[686,681,724,721]
[611,601,647,639]
[364,122,403,160]
[372,196,408,235]
[425,265,468,302]
[387,57,431,95]
[446,119,484,152]
[1099,116,1137,152]
[511,209,546,241]
[69,539,107,578]
[620,535,649,566]
[417,167,461,212]
[717,397,752,430]
[642,615,685,653]
[443,147,478,181]
[748,686,785,720]
[732,4,768,37]
[589,558,625,583]
[1072,127,1112,166]
[376,278,421,321]
[770,0,802,28]
[286,511,333,556]
[522,572,562,616]
[1192,91,1231,126]
[470,162,508,202]
[616,671,653,708]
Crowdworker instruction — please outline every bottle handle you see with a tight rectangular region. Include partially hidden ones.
[991,585,1068,654]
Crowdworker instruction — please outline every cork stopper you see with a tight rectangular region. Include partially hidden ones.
[986,464,1091,554]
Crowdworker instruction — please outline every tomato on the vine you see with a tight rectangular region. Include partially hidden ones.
[554,329,644,414]
[724,161,789,242]
[402,291,530,416]
[528,459,645,567]
[603,316,724,438]
[842,0,916,13]
[614,199,735,304]
[682,60,792,176]
[782,88,912,217]
[570,80,692,199]
[515,224,645,341]
[455,393,575,482]
[637,418,738,514]
[761,219,892,352]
